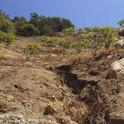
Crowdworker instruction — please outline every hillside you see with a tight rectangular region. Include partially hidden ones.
[0,35,124,124]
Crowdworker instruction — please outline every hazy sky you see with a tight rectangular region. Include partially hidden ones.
[0,0,124,28]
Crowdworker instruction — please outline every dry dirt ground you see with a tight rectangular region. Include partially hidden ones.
[0,37,124,124]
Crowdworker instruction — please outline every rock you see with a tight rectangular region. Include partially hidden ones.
[111,58,124,74]
[114,39,124,48]
[107,58,124,79]
[107,58,124,80]
[107,55,112,59]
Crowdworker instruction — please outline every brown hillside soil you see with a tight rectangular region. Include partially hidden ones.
[0,37,124,124]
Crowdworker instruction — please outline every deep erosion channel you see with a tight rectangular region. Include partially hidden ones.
[55,64,112,124]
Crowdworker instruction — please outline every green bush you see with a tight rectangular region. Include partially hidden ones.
[83,27,100,33]
[79,26,116,49]
[99,26,116,48]
[0,31,15,45]
[12,16,27,35]
[20,24,39,36]
[27,43,39,54]
[62,27,74,34]
[0,12,15,33]
[58,40,73,48]
[47,40,55,46]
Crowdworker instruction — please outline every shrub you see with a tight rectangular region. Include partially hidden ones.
[99,26,116,48]
[27,44,39,54]
[41,26,54,36]
[12,16,27,35]
[20,24,39,36]
[0,12,15,33]
[78,26,116,49]
[83,27,100,33]
[0,31,15,45]
[47,40,55,46]
[58,40,74,48]
[62,27,74,34]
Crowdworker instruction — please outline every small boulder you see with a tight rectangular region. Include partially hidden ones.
[114,39,124,49]
[111,58,124,74]
[107,58,124,79]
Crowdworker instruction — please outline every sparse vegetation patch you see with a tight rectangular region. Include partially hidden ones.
[0,31,15,45]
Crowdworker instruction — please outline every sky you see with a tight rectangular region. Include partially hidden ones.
[0,0,124,28]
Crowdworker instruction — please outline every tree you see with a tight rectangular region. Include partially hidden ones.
[0,10,9,19]
[20,24,39,36]
[30,13,74,35]
[118,19,124,27]
[12,16,27,35]
[62,18,74,29]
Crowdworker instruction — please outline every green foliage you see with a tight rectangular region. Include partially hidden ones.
[20,24,39,36]
[41,25,54,36]
[12,16,27,35]
[118,19,124,27]
[58,40,73,48]
[62,27,74,34]
[99,26,116,48]
[0,11,74,36]
[12,16,40,36]
[78,26,116,48]
[83,27,100,32]
[0,11,15,33]
[41,36,77,49]
[0,31,15,45]
[27,43,39,54]
[47,40,55,46]
[30,13,74,35]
